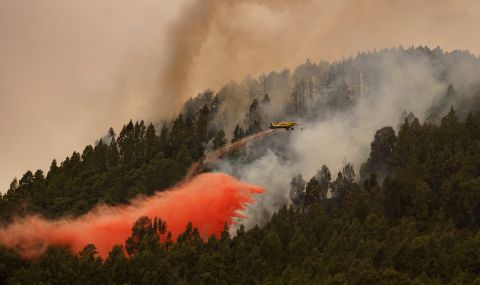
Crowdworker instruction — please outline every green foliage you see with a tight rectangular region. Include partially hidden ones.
[231,124,246,143]
[304,176,322,206]
[0,112,216,220]
[213,130,227,149]
[2,107,480,283]
[360,126,397,182]
[290,174,305,206]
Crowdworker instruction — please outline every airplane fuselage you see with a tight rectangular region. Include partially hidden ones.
[270,121,298,131]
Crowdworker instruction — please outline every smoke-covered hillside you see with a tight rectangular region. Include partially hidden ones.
[182,46,480,229]
[2,47,480,283]
[2,46,480,224]
[3,91,480,284]
[184,46,480,133]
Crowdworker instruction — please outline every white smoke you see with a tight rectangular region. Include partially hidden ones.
[217,49,480,232]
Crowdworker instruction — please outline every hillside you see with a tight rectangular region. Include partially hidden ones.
[3,46,480,221]
[1,108,480,284]
[1,47,480,283]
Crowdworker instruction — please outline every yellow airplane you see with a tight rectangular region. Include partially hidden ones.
[269,121,301,131]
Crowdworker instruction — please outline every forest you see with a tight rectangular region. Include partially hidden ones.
[2,47,480,284]
[0,107,479,284]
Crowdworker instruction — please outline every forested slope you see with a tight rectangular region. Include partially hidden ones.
[2,47,480,284]
[1,108,480,284]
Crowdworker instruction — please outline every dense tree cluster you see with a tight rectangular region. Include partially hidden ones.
[3,46,480,283]
[0,106,227,220]
[1,108,480,283]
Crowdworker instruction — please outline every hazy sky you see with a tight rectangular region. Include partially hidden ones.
[1,0,480,191]
[0,0,183,190]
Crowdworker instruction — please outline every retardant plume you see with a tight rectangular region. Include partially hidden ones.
[0,173,263,258]
[185,129,274,179]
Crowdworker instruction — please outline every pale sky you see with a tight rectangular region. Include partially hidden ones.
[1,0,480,191]
[0,0,184,190]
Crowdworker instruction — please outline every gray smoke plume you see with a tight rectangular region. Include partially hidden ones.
[4,0,480,191]
[160,0,312,117]
[208,47,480,232]
[162,0,480,120]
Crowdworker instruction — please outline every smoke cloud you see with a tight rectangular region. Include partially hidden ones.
[186,129,275,179]
[0,173,263,258]
[170,0,480,108]
[3,0,480,192]
[160,0,313,116]
[216,48,480,231]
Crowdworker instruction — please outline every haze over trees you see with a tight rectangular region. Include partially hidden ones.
[2,108,480,284]
[2,47,480,283]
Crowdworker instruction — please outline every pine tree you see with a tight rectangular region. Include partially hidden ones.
[304,176,321,206]
[290,174,305,206]
[213,130,227,149]
[232,124,246,143]
[144,123,157,161]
